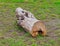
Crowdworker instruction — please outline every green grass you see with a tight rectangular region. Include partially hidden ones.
[0,0,60,46]
[0,0,37,3]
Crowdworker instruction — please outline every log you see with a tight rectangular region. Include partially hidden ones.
[16,7,47,37]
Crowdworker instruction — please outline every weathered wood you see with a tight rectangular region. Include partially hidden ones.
[16,7,47,37]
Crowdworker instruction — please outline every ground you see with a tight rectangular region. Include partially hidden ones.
[0,0,60,46]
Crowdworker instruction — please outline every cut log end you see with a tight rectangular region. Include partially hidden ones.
[31,21,47,37]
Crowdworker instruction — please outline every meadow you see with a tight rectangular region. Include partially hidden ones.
[0,0,60,46]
